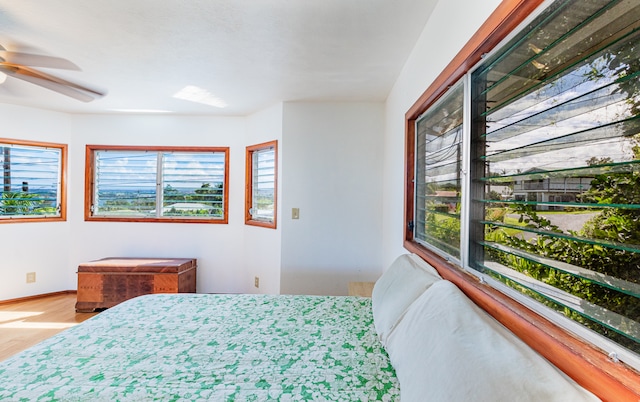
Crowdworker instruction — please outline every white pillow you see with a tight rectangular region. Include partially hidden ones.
[385,280,600,402]
[371,254,442,344]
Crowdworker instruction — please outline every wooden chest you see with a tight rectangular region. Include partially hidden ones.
[76,257,197,312]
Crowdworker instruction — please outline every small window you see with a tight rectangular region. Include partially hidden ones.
[85,145,228,223]
[0,139,66,223]
[245,141,277,228]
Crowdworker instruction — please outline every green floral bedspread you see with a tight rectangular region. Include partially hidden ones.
[0,294,399,401]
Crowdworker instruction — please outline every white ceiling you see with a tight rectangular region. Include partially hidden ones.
[0,0,437,116]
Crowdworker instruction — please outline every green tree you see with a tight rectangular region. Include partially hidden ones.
[168,183,225,217]
[190,183,223,204]
[488,200,640,352]
[0,192,37,215]
[163,184,183,204]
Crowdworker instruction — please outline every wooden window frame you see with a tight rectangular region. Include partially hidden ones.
[0,138,67,224]
[403,1,640,400]
[85,145,229,224]
[245,140,277,229]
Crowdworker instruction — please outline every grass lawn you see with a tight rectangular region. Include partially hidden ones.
[501,215,526,236]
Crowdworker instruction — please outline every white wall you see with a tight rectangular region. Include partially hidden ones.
[68,114,249,294]
[1,100,384,299]
[244,103,283,295]
[381,0,502,268]
[280,102,385,295]
[0,104,73,300]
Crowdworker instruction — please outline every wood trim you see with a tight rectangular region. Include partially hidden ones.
[222,147,229,224]
[404,117,415,243]
[404,0,640,400]
[244,140,278,229]
[0,290,76,305]
[84,144,94,221]
[84,145,230,224]
[0,216,66,224]
[0,137,67,224]
[59,141,68,221]
[0,138,68,149]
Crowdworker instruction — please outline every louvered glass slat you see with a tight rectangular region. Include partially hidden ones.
[483,160,640,183]
[481,219,640,256]
[485,73,640,144]
[482,199,640,211]
[0,144,61,217]
[476,0,626,105]
[415,229,460,258]
[415,82,463,258]
[417,206,460,221]
[482,261,640,344]
[470,0,640,354]
[482,241,640,297]
[423,160,459,178]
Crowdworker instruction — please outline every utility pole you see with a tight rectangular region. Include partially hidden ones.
[2,147,10,192]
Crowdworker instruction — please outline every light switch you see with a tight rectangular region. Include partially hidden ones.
[292,208,300,219]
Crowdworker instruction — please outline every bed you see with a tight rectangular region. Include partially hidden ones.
[0,293,398,401]
[0,254,600,401]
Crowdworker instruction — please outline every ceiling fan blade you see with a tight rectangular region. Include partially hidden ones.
[0,63,105,102]
[0,51,80,70]
[3,71,94,102]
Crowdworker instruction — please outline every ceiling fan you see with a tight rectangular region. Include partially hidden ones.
[0,44,105,102]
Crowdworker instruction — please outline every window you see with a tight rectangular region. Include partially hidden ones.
[0,138,66,222]
[85,145,228,223]
[471,0,640,358]
[409,0,640,368]
[415,82,463,258]
[245,141,277,228]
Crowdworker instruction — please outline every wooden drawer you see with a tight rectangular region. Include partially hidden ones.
[76,257,196,312]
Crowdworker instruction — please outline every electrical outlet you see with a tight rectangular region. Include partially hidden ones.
[26,272,36,283]
[254,276,260,288]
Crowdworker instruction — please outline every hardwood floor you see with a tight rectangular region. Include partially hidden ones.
[0,293,98,362]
